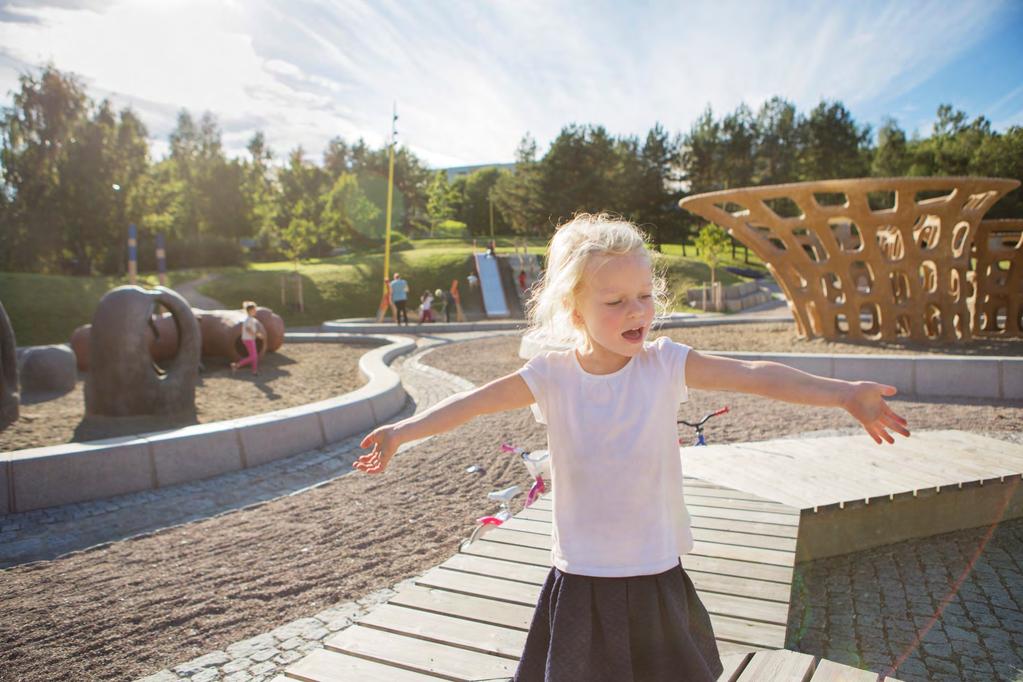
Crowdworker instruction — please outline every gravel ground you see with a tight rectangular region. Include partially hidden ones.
[0,330,1020,681]
[0,343,369,452]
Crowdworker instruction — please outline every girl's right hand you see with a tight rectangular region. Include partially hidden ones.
[353,425,400,474]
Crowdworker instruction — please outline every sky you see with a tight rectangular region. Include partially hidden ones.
[1,0,1022,168]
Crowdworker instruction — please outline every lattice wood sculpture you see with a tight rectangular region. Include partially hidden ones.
[679,177,1021,342]
[972,219,1023,338]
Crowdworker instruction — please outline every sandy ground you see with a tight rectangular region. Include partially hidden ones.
[0,343,369,453]
[1,331,1021,681]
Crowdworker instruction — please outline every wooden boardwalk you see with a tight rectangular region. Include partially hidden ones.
[280,476,901,681]
[683,430,1023,561]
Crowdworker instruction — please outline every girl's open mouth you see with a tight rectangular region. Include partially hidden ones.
[622,327,644,342]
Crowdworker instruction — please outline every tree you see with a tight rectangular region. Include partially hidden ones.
[871,117,909,177]
[321,173,380,245]
[425,170,457,232]
[492,133,544,235]
[753,97,800,185]
[798,101,870,180]
[281,217,316,267]
[694,223,730,290]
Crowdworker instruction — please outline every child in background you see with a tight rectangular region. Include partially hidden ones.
[354,214,908,681]
[434,288,449,323]
[231,301,265,376]
[418,289,434,324]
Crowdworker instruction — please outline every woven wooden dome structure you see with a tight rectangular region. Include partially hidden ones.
[679,177,1021,343]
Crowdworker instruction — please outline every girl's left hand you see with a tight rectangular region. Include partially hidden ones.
[842,382,910,444]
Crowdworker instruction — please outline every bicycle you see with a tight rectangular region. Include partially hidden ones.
[678,406,730,446]
[460,444,550,550]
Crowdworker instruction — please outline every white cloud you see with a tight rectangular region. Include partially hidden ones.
[0,0,1014,166]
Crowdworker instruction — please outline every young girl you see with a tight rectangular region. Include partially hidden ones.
[354,214,909,681]
[418,289,435,324]
[230,301,265,376]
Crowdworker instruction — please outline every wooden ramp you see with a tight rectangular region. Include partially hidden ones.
[683,430,1023,561]
[281,478,899,681]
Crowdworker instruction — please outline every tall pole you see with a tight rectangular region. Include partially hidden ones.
[127,223,138,285]
[489,194,494,241]
[376,103,399,322]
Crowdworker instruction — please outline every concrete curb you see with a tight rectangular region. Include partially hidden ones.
[2,333,416,515]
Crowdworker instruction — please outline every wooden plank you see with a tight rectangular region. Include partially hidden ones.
[448,549,791,604]
[389,585,534,631]
[693,526,798,552]
[355,603,526,660]
[688,569,792,603]
[691,540,795,568]
[684,443,827,508]
[810,658,880,681]
[739,440,889,506]
[441,553,551,585]
[460,538,550,566]
[500,517,552,535]
[684,493,802,515]
[710,614,787,649]
[684,485,781,504]
[921,430,1023,464]
[511,501,797,539]
[684,553,794,584]
[286,648,446,682]
[760,439,929,496]
[482,527,549,550]
[481,527,796,567]
[325,625,517,681]
[690,514,800,539]
[700,591,790,626]
[717,641,765,657]
[417,567,541,607]
[736,649,816,681]
[687,504,802,526]
[718,651,753,682]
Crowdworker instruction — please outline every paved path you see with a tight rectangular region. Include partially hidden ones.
[175,274,225,309]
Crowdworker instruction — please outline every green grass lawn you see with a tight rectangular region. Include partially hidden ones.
[1,237,768,345]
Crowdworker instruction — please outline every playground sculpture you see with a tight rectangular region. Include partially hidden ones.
[0,300,18,430]
[70,305,284,370]
[679,177,1021,343]
[84,286,200,418]
[972,219,1023,338]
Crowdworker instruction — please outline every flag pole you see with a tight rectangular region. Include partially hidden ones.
[376,103,399,322]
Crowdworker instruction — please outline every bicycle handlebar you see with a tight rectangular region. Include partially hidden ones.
[678,406,730,428]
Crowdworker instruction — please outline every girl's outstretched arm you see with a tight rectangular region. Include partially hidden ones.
[685,351,910,445]
[353,371,535,474]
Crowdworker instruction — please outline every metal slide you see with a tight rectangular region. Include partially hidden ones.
[474,253,510,317]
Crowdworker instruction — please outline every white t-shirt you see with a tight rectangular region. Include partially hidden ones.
[241,316,260,341]
[518,336,694,577]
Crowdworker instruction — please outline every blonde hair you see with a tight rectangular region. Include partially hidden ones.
[525,213,668,346]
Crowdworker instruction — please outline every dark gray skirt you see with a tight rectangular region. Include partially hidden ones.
[513,561,723,682]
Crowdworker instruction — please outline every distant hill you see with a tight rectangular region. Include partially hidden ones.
[441,162,515,181]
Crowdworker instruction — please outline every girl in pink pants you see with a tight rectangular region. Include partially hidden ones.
[231,301,265,375]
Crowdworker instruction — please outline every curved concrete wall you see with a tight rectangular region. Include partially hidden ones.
[1,333,415,515]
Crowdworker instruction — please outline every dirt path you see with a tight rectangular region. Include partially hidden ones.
[174,274,224,310]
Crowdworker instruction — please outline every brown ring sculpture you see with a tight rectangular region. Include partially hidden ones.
[85,286,200,418]
[1,299,19,429]
[70,306,285,371]
[679,177,1021,343]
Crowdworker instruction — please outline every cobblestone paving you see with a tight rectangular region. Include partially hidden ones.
[787,517,1023,682]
